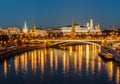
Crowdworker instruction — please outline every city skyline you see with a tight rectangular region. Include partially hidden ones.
[0,0,120,29]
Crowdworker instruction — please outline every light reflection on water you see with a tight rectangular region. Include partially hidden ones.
[0,44,120,84]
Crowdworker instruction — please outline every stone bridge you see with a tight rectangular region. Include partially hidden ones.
[27,39,120,47]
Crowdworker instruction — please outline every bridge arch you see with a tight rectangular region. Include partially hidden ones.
[49,40,101,47]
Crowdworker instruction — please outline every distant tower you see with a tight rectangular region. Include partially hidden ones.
[31,22,37,36]
[71,20,76,39]
[88,17,94,30]
[97,23,100,29]
[23,21,28,33]
[86,22,90,28]
[95,23,100,30]
[32,22,36,33]
[112,25,116,31]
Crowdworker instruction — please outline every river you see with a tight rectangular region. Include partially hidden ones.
[0,44,120,84]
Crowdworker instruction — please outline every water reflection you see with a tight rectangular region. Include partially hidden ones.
[14,56,19,75]
[41,50,44,74]
[50,49,53,73]
[116,66,120,84]
[78,45,83,76]
[3,60,7,78]
[1,44,120,84]
[105,61,120,84]
[74,52,77,73]
[63,51,66,73]
[97,57,102,74]
[106,62,114,81]
[55,52,58,72]
[86,45,89,75]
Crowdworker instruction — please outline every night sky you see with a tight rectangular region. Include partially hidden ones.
[0,0,120,29]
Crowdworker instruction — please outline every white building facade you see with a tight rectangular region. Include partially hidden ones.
[60,18,101,34]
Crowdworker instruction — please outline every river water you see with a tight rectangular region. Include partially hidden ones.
[0,44,120,84]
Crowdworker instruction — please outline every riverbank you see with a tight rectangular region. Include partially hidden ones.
[100,46,120,63]
[0,46,43,61]
[98,52,114,61]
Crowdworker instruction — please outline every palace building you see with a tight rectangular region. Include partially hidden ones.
[60,18,101,35]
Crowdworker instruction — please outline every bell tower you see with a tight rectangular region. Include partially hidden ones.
[88,17,94,30]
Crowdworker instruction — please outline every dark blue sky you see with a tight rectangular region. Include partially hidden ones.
[0,0,120,29]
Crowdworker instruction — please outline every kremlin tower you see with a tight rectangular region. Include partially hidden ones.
[23,21,28,33]
[71,20,76,39]
[31,22,37,36]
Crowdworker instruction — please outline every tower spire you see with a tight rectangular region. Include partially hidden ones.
[71,19,75,32]
[32,21,36,32]
[71,19,76,39]
[89,17,93,30]
[31,21,37,36]
[23,21,28,33]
